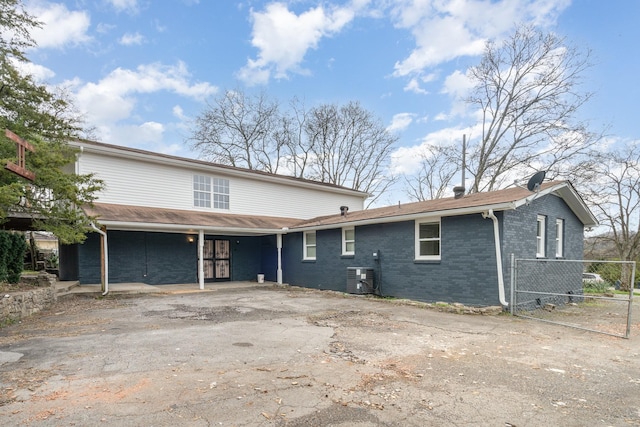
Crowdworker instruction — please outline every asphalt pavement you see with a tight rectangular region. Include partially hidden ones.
[1,285,639,426]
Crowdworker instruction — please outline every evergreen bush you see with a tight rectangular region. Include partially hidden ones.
[0,231,27,284]
[7,233,27,283]
[0,232,8,282]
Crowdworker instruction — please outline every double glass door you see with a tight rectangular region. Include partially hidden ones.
[203,239,230,281]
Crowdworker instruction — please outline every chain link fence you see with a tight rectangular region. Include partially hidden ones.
[510,257,636,338]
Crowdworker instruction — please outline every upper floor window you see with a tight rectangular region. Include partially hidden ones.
[555,218,564,258]
[342,227,355,255]
[536,215,546,258]
[193,175,229,209]
[303,231,316,260]
[193,175,211,207]
[415,220,441,260]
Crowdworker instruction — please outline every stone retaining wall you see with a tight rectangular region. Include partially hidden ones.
[1,273,57,326]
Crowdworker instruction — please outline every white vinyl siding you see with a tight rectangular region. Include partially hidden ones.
[555,218,564,258]
[303,231,316,260]
[77,150,365,219]
[536,215,546,258]
[415,220,441,261]
[342,227,355,255]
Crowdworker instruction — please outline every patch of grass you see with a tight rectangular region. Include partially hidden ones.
[583,281,609,293]
[0,316,19,329]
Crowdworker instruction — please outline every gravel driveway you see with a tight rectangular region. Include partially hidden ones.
[1,286,639,426]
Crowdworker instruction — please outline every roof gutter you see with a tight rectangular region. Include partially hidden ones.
[291,202,518,233]
[94,221,288,235]
[481,209,508,307]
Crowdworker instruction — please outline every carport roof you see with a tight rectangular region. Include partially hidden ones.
[84,203,301,235]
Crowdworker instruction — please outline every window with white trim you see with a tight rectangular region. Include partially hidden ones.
[555,218,564,258]
[342,227,355,255]
[303,231,316,260]
[536,215,546,258]
[193,175,211,207]
[415,220,441,260]
[193,175,229,209]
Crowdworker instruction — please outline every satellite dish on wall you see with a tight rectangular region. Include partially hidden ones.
[526,170,546,192]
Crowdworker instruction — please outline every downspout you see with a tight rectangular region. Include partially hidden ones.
[90,223,109,296]
[481,209,508,307]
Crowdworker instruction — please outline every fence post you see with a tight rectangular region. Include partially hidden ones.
[510,253,515,315]
[625,261,636,339]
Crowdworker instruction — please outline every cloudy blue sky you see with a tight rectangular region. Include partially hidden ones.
[19,0,640,201]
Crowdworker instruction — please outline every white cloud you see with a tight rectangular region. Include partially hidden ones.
[110,122,165,143]
[441,70,473,97]
[104,122,192,156]
[238,1,367,85]
[404,78,428,95]
[27,2,91,49]
[10,58,55,81]
[436,69,476,119]
[390,125,480,175]
[107,0,139,13]
[96,22,116,34]
[172,105,187,121]
[387,113,415,132]
[389,0,571,77]
[119,32,145,46]
[68,62,217,138]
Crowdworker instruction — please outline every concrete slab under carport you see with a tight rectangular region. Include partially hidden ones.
[55,280,279,297]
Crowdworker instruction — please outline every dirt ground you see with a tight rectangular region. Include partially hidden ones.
[0,286,639,426]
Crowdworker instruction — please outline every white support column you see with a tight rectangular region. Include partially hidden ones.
[277,233,283,285]
[198,229,204,290]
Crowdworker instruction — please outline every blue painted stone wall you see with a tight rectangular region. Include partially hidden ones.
[502,194,585,306]
[282,193,587,306]
[78,232,101,284]
[283,213,503,305]
[502,194,584,262]
[229,235,263,281]
[76,231,265,285]
[58,243,79,281]
[260,235,278,282]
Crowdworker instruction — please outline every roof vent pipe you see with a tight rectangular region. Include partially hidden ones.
[340,206,349,216]
[453,134,466,199]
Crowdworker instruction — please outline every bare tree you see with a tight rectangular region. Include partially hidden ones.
[275,97,311,179]
[581,143,640,290]
[405,144,459,201]
[189,92,398,205]
[304,101,398,205]
[190,90,282,173]
[466,25,596,193]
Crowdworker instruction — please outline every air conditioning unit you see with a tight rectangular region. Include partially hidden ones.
[346,267,375,294]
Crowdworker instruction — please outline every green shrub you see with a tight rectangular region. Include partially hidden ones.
[583,280,609,293]
[0,232,7,282]
[0,231,27,284]
[7,233,26,283]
